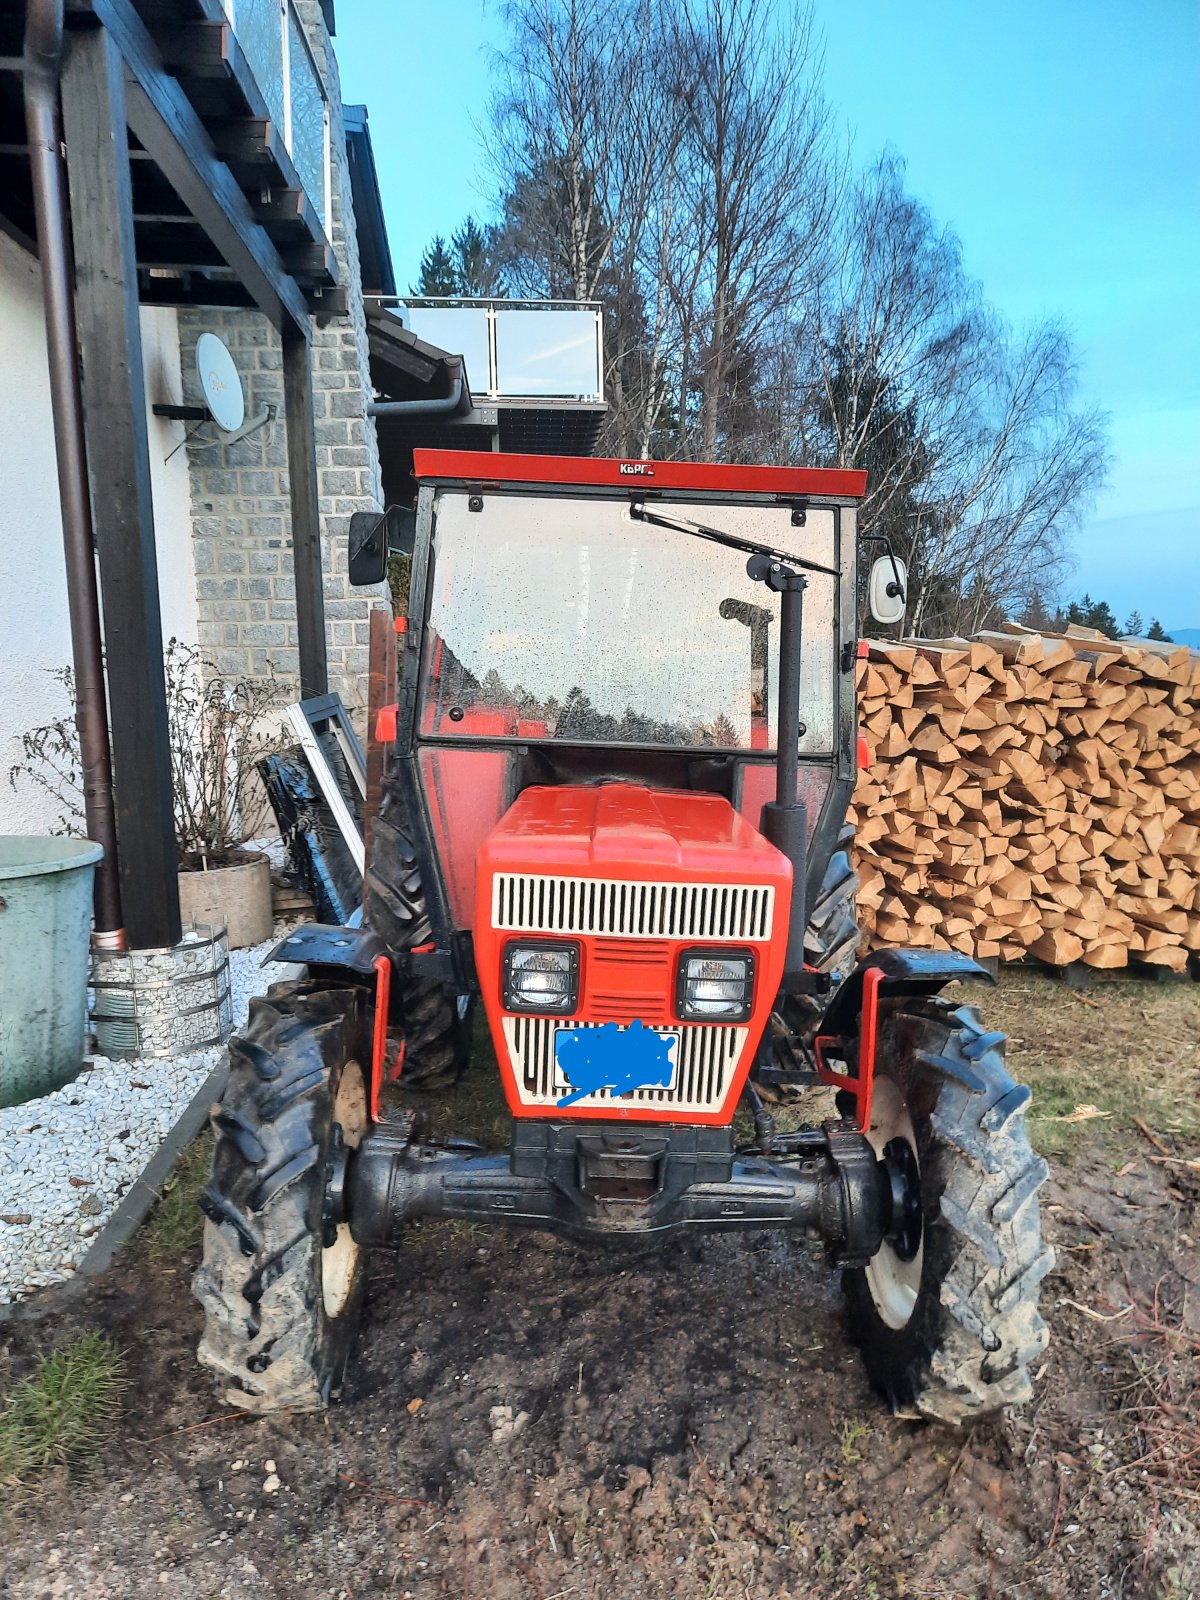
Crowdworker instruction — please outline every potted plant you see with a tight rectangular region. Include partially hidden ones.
[10,643,284,950]
[166,641,282,948]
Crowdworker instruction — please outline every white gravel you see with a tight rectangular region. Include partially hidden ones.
[0,933,296,1304]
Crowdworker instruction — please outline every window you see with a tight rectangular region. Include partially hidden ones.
[420,493,839,753]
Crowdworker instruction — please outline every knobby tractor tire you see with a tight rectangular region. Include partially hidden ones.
[363,779,458,1087]
[804,824,861,981]
[844,995,1054,1426]
[193,981,373,1414]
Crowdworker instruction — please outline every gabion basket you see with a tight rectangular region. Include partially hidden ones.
[90,923,232,1060]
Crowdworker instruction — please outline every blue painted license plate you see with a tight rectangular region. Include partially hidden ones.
[554,1020,679,1108]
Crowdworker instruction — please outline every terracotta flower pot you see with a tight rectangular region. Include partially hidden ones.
[178,848,273,950]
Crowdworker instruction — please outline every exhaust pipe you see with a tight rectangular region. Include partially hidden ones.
[750,555,808,979]
[24,0,124,943]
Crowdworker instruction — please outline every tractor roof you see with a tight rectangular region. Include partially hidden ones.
[412,449,867,501]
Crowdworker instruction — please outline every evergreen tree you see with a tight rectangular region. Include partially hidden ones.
[1147,618,1173,642]
[413,235,459,296]
[1087,598,1120,638]
[452,216,502,297]
[1066,594,1120,638]
[1018,588,1055,630]
[1123,609,1144,636]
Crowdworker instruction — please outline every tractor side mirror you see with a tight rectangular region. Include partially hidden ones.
[348,506,416,586]
[867,554,908,627]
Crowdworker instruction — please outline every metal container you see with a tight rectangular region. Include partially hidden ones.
[91,923,232,1060]
[0,835,104,1107]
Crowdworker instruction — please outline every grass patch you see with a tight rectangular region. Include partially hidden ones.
[408,1007,513,1150]
[1021,1059,1200,1157]
[139,1129,213,1261]
[984,974,1200,1157]
[840,1418,868,1464]
[0,1332,125,1487]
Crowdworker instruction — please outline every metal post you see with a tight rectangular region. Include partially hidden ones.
[282,321,329,700]
[775,582,804,807]
[757,565,808,979]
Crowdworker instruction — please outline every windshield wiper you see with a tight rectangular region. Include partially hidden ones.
[628,500,840,579]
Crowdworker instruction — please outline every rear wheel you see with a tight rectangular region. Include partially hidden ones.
[193,981,372,1413]
[364,781,459,1087]
[844,995,1054,1424]
[804,825,861,980]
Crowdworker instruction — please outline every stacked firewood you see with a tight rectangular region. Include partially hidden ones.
[850,626,1200,971]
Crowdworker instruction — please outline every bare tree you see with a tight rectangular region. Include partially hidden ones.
[807,153,1107,633]
[482,6,1107,616]
[488,0,683,450]
[663,0,838,459]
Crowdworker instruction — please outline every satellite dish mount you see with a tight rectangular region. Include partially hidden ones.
[153,330,273,446]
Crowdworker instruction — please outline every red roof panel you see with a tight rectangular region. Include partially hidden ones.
[413,449,867,500]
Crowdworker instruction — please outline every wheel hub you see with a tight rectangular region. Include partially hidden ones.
[862,1077,926,1331]
[882,1136,922,1262]
[322,1123,350,1248]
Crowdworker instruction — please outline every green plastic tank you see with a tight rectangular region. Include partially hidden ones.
[0,837,103,1108]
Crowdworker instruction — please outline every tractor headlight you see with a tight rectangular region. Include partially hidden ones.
[676,950,754,1022]
[503,941,579,1014]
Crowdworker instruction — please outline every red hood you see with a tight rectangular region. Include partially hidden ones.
[481,781,789,878]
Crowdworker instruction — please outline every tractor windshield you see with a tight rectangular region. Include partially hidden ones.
[419,491,840,752]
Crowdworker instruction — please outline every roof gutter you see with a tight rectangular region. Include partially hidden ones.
[24,0,124,946]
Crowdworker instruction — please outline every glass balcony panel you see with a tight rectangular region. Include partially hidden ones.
[287,6,329,224]
[232,0,286,135]
[405,307,492,394]
[494,309,601,399]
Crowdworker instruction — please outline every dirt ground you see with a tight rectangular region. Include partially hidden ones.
[2,971,1199,1600]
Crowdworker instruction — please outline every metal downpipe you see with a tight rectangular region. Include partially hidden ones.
[368,375,465,417]
[23,0,124,943]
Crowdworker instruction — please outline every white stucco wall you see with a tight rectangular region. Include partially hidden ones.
[142,306,200,651]
[0,231,196,836]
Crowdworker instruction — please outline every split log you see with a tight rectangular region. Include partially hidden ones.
[849,630,1200,974]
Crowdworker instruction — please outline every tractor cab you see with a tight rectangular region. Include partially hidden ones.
[195,450,1053,1430]
[398,451,866,1125]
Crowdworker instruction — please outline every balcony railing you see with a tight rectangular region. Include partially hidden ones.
[396,299,605,404]
[221,0,332,228]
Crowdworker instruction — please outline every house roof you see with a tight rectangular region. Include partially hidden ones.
[343,104,395,298]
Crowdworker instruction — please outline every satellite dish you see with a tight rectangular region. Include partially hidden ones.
[195,332,246,434]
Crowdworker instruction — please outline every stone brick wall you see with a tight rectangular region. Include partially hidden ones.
[178,0,386,722]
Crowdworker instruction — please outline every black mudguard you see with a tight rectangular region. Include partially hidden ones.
[818,948,993,1041]
[267,923,390,977]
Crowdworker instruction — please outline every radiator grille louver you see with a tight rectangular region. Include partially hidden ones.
[502,1017,747,1113]
[492,874,774,942]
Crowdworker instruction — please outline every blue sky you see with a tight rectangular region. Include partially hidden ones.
[335,0,1200,630]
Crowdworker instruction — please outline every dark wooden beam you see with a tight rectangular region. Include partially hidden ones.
[156,20,229,77]
[62,23,181,950]
[133,222,329,279]
[88,0,309,330]
[282,324,328,698]
[135,268,347,316]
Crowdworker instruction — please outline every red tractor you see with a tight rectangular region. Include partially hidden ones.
[194,451,1052,1425]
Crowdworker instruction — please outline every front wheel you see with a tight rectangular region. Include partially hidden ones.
[844,996,1054,1425]
[192,981,372,1413]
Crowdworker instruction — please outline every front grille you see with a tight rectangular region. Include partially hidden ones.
[502,1016,747,1113]
[589,938,671,1025]
[492,874,774,942]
